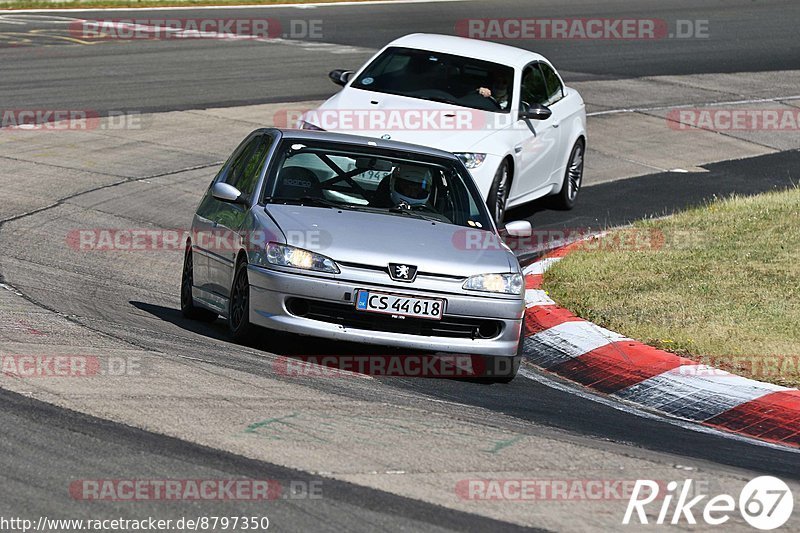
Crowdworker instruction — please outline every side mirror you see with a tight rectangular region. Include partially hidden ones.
[505,220,532,237]
[211,182,245,204]
[329,69,354,87]
[519,103,552,121]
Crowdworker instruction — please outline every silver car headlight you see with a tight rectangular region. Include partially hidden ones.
[266,243,339,274]
[463,273,524,295]
[455,153,487,169]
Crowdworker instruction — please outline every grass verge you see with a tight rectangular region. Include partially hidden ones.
[543,187,800,387]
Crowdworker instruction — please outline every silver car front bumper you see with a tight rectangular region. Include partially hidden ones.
[247,265,525,357]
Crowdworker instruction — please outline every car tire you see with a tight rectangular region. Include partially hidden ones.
[486,159,511,225]
[551,139,584,210]
[228,257,254,342]
[181,246,218,322]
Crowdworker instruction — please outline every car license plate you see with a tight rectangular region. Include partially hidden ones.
[355,290,444,320]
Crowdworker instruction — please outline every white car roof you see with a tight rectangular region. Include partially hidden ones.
[386,33,547,69]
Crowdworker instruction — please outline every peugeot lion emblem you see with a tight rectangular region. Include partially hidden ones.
[388,263,417,282]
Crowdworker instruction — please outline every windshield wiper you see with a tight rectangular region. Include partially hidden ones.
[419,95,459,106]
[266,196,354,209]
[387,205,441,222]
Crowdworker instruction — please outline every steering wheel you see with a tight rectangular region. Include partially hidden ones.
[486,95,502,109]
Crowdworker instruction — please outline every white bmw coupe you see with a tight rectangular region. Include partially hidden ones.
[301,33,587,223]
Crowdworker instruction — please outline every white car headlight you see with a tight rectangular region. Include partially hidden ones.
[463,273,523,295]
[455,153,487,169]
[266,243,339,273]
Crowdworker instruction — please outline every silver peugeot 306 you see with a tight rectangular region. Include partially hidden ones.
[181,128,532,381]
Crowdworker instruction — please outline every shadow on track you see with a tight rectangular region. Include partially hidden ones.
[507,150,800,231]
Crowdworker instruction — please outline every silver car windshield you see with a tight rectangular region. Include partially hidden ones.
[350,47,514,114]
[263,139,493,230]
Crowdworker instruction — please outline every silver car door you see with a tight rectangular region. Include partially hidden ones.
[210,133,273,299]
[194,134,260,298]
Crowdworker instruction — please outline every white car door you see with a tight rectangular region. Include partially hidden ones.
[508,62,564,203]
[538,62,572,183]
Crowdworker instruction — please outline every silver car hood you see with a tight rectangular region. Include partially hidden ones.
[265,204,516,278]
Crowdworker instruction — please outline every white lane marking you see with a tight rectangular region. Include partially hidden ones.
[1,0,474,14]
[526,320,628,361]
[0,16,28,25]
[523,257,562,276]
[263,36,373,54]
[67,19,269,41]
[55,18,374,54]
[519,366,800,454]
[588,95,800,117]
[0,14,82,24]
[614,364,792,421]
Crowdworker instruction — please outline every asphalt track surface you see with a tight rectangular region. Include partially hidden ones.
[0,0,799,114]
[0,388,534,532]
[1,0,800,531]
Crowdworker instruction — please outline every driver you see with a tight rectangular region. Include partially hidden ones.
[390,166,432,207]
[478,73,510,110]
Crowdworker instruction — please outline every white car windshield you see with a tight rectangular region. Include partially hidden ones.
[263,139,493,230]
[351,47,515,113]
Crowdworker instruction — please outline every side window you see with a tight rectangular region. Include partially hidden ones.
[519,64,548,106]
[225,134,272,199]
[222,138,257,187]
[540,63,564,104]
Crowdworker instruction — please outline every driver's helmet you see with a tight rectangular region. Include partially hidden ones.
[390,166,432,207]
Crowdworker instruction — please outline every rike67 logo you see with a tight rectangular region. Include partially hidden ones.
[624,477,794,530]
